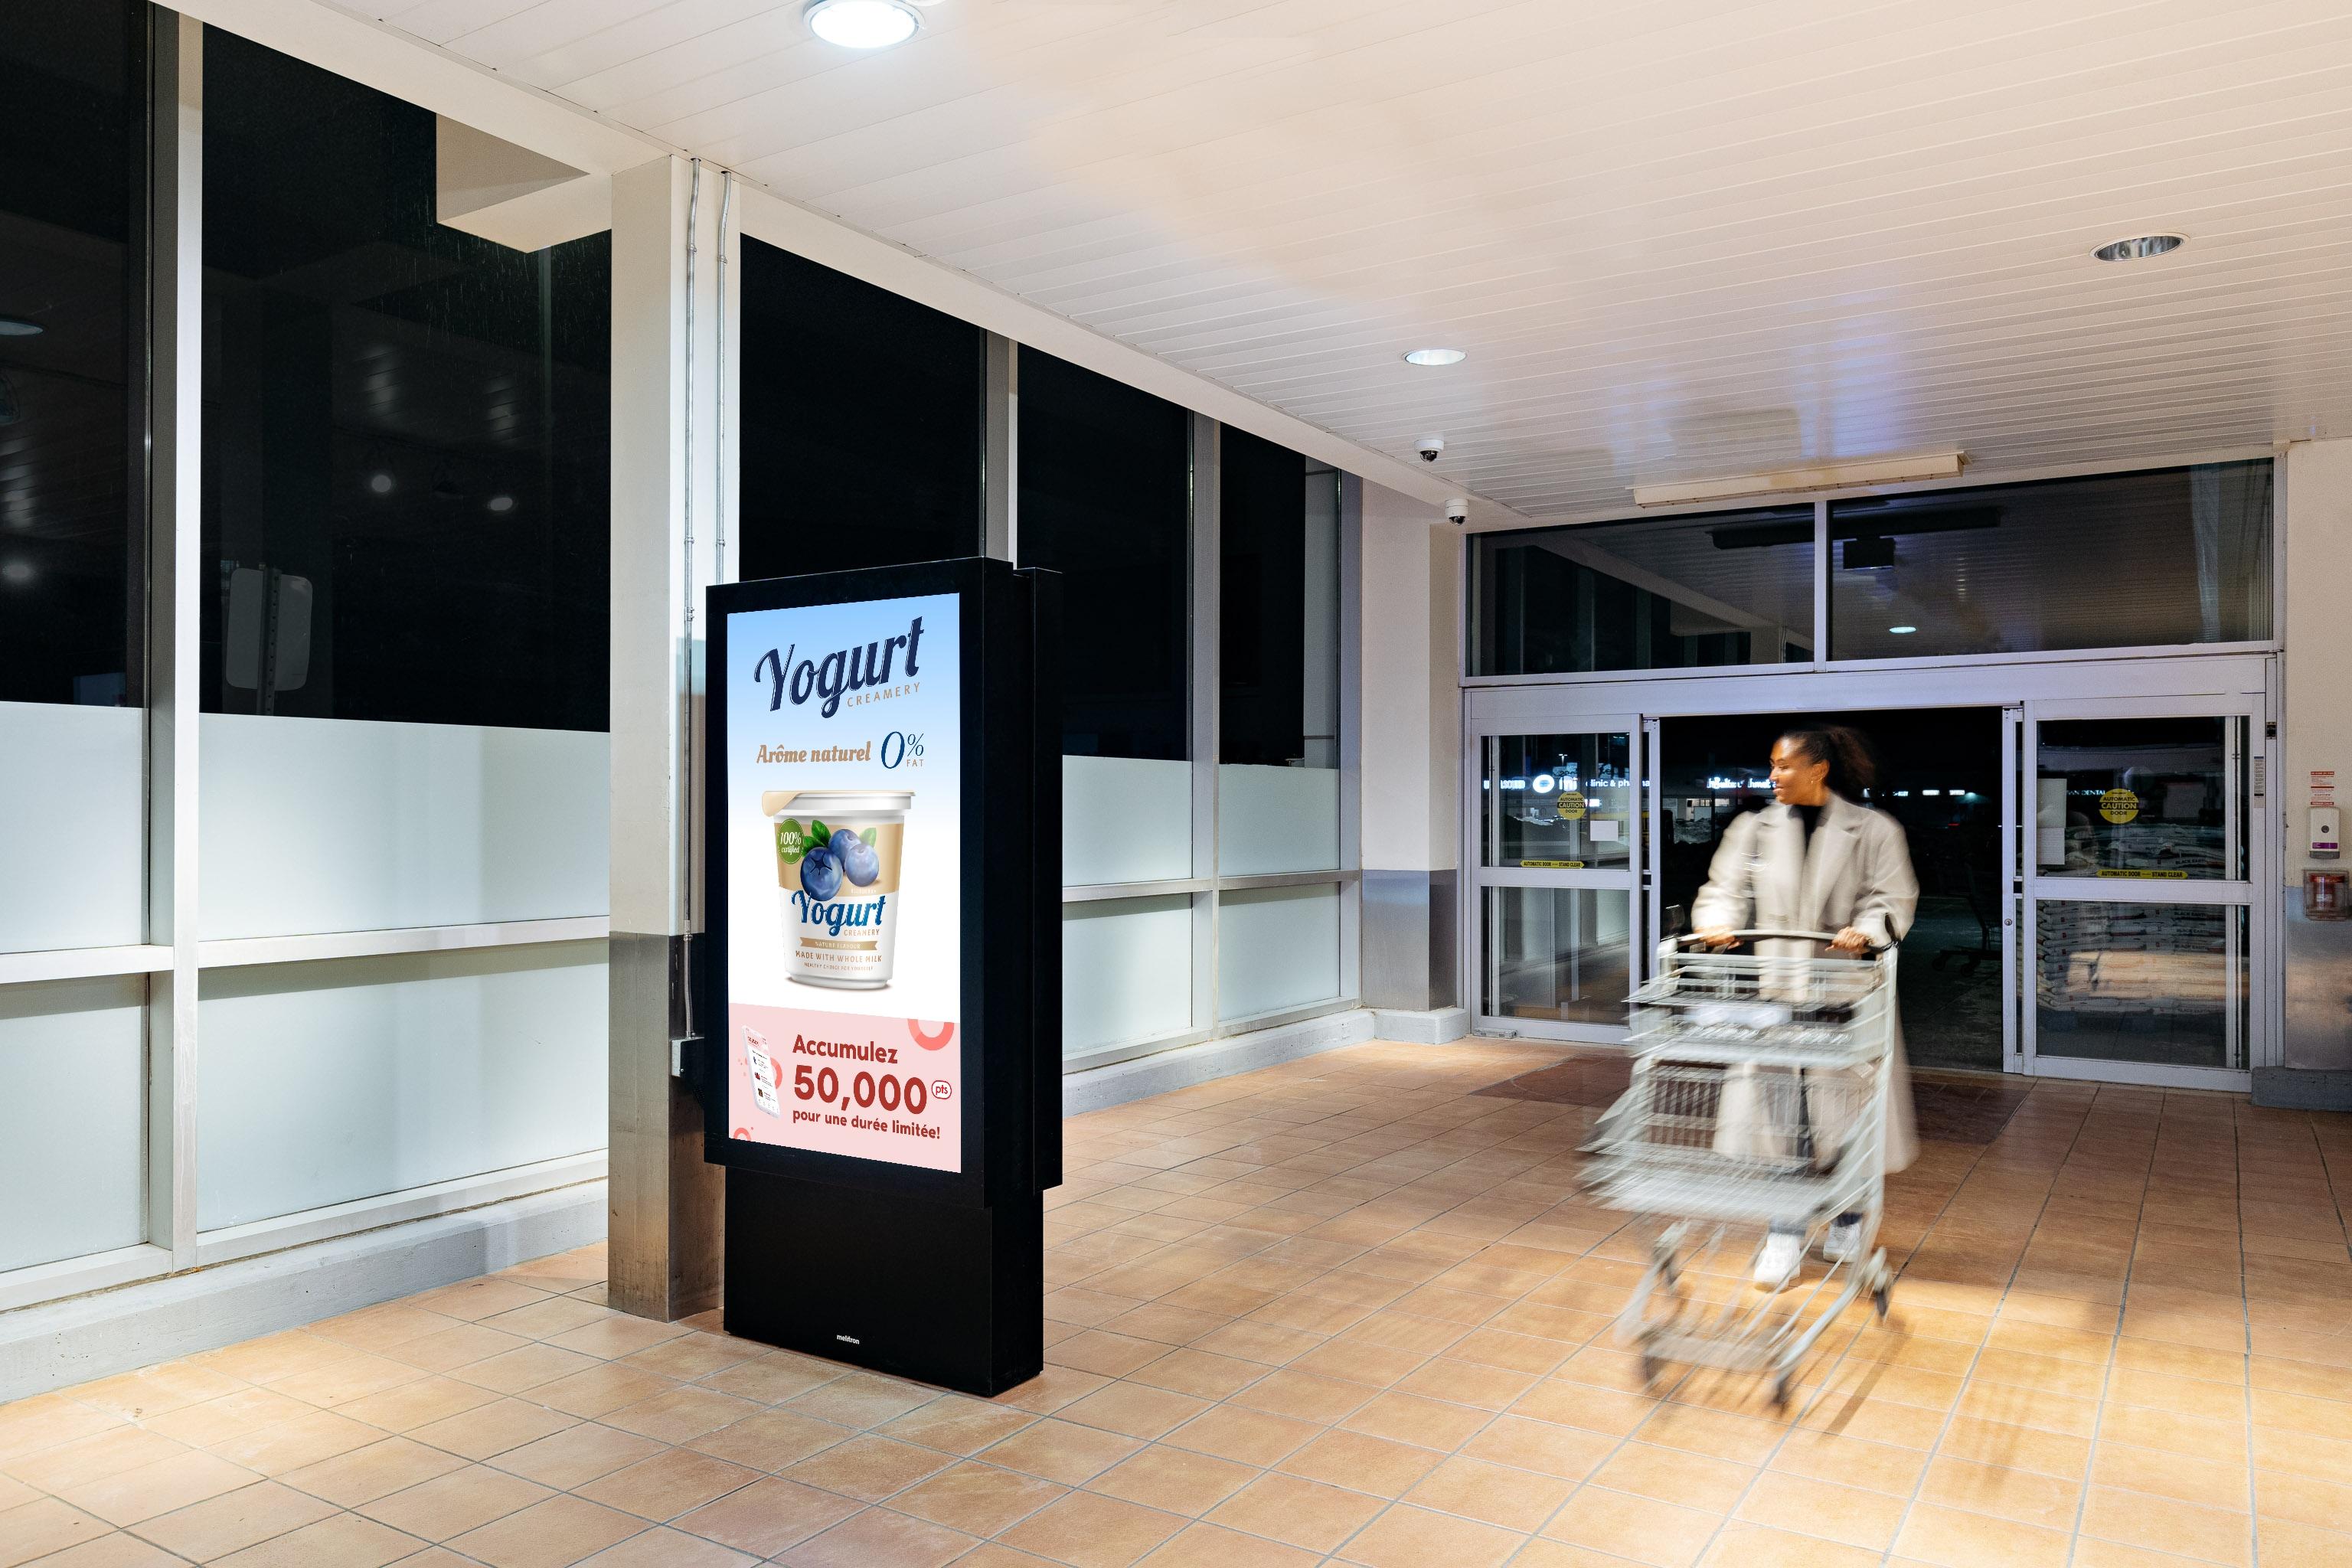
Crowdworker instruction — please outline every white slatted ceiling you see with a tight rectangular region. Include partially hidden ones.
[336,0,2352,518]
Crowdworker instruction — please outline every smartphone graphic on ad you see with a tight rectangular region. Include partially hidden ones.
[746,1032,780,1117]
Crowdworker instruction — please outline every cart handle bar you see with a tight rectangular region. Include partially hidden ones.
[1668,927,1891,955]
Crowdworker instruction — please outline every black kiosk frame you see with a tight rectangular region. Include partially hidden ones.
[701,557,1059,1396]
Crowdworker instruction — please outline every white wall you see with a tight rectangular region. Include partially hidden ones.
[2282,439,2352,1073]
[1359,481,1447,872]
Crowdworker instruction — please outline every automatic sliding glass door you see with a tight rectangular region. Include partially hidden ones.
[2021,700,2265,1088]
[1473,724,1643,1040]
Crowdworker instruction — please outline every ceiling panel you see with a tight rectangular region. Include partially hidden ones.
[330,0,2352,518]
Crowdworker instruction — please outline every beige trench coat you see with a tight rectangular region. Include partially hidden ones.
[1691,792,1920,1175]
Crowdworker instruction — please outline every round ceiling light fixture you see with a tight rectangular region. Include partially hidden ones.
[0,315,42,337]
[805,0,922,48]
[2093,234,2184,263]
[1403,347,1466,366]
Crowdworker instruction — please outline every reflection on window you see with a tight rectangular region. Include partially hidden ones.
[738,239,980,579]
[1485,733,1633,871]
[1483,887,1632,1025]
[1830,462,2272,660]
[2036,717,2237,880]
[200,31,611,730]
[1220,430,1339,767]
[2037,902,2243,1070]
[1471,507,1814,675]
[1018,349,1189,760]
[0,2,141,706]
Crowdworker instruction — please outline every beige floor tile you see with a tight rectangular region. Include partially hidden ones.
[5,1429,188,1494]
[1275,1428,1442,1498]
[335,1374,498,1432]
[1338,1501,1524,1568]
[1592,1441,1755,1515]
[684,1409,854,1472]
[1540,1487,1722,1568]
[891,1461,1067,1534]
[698,1353,844,1405]
[546,1318,689,1363]
[211,1511,423,1567]
[616,1333,761,1383]
[11,1532,188,1567]
[408,1279,551,1324]
[2254,1515,2352,1566]
[573,1524,758,1567]
[671,1477,858,1557]
[1054,1383,1210,1442]
[1459,1413,1614,1481]
[280,1436,466,1508]
[781,1372,936,1430]
[778,1434,949,1501]
[2079,1485,2252,1566]
[409,1397,578,1461]
[1001,1490,1187,1568]
[1158,1405,1318,1468]
[488,1424,666,1489]
[446,1494,645,1568]
[0,1498,111,1568]
[1204,1472,1384,1555]
[2092,1439,2251,1512]
[598,1386,763,1445]
[71,1363,247,1423]
[356,1464,550,1540]
[1401,1453,1573,1530]
[1699,1521,1883,1568]
[387,1321,534,1376]
[1738,1469,1911,1551]
[123,1480,334,1561]
[54,1449,260,1527]
[575,1448,760,1521]
[876,1395,1036,1456]
[0,1402,122,1468]
[1133,1520,1321,1568]
[1894,1499,2073,1568]
[453,1344,603,1396]
[773,1505,978,1568]
[1085,1446,1256,1517]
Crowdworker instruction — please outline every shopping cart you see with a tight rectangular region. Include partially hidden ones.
[1583,929,1899,1408]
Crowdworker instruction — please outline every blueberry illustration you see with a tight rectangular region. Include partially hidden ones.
[831,828,880,887]
[801,844,842,900]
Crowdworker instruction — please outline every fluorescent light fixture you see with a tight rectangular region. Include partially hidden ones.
[2094,234,2184,263]
[1632,451,1965,508]
[0,315,41,337]
[805,0,920,47]
[1888,625,1918,634]
[1922,789,1940,797]
[1403,348,1466,366]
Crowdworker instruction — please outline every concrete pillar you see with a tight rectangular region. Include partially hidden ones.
[607,156,730,1318]
[1357,480,1465,1037]
[2269,439,2352,1106]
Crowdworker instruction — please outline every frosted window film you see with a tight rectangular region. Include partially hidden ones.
[1062,896,1191,1057]
[200,714,609,939]
[1217,765,1341,875]
[197,942,607,1229]
[0,978,145,1272]
[0,703,143,954]
[1063,756,1191,886]
[1219,883,1344,1020]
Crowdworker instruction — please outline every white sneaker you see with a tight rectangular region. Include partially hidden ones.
[1821,1216,1863,1264]
[1753,1229,1804,1289]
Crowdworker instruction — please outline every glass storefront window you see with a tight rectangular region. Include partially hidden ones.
[1483,887,1632,1027]
[1470,505,1814,676]
[0,2,142,707]
[2036,717,2238,880]
[738,238,981,579]
[2035,901,2244,1070]
[1219,431,1338,767]
[1484,732,1634,871]
[1829,462,2272,661]
[1017,348,1190,761]
[200,31,611,730]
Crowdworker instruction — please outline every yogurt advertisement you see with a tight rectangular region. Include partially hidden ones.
[724,591,962,1174]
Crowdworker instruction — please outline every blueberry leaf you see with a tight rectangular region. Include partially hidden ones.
[808,818,830,844]
[861,827,877,846]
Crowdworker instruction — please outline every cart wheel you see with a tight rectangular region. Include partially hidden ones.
[1770,1373,1792,1410]
[1658,1256,1681,1293]
[1640,1354,1662,1388]
[1872,1283,1890,1320]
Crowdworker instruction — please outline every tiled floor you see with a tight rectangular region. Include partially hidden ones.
[6,1038,2352,1568]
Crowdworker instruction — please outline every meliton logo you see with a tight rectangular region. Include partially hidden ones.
[753,616,927,718]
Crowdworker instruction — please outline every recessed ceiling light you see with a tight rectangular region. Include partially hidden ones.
[1403,348,1466,367]
[368,472,394,495]
[1888,625,1918,634]
[2093,234,2184,263]
[0,315,41,337]
[1,560,32,585]
[487,495,515,514]
[805,0,921,47]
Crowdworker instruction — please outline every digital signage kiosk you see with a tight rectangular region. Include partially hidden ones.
[703,558,1059,1396]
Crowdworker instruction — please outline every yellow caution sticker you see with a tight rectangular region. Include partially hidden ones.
[1520,860,1587,870]
[1555,790,1586,821]
[2094,867,2188,879]
[2099,788,2140,825]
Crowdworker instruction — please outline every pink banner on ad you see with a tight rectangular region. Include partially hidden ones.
[728,1004,962,1174]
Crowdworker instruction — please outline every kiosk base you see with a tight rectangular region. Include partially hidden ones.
[723,1168,1042,1396]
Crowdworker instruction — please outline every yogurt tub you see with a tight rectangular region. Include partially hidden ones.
[762,789,913,989]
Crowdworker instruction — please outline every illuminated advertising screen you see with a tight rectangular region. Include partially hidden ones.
[720,590,963,1174]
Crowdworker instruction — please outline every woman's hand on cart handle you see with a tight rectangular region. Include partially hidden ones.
[1695,925,1740,950]
[1829,926,1874,956]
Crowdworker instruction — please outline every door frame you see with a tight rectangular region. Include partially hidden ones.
[1462,652,2278,1085]
[2017,694,2270,1091]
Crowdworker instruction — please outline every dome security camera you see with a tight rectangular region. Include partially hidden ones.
[1446,498,1469,526]
[1416,435,1446,462]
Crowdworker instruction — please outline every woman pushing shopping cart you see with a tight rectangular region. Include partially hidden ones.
[1583,726,1919,1406]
